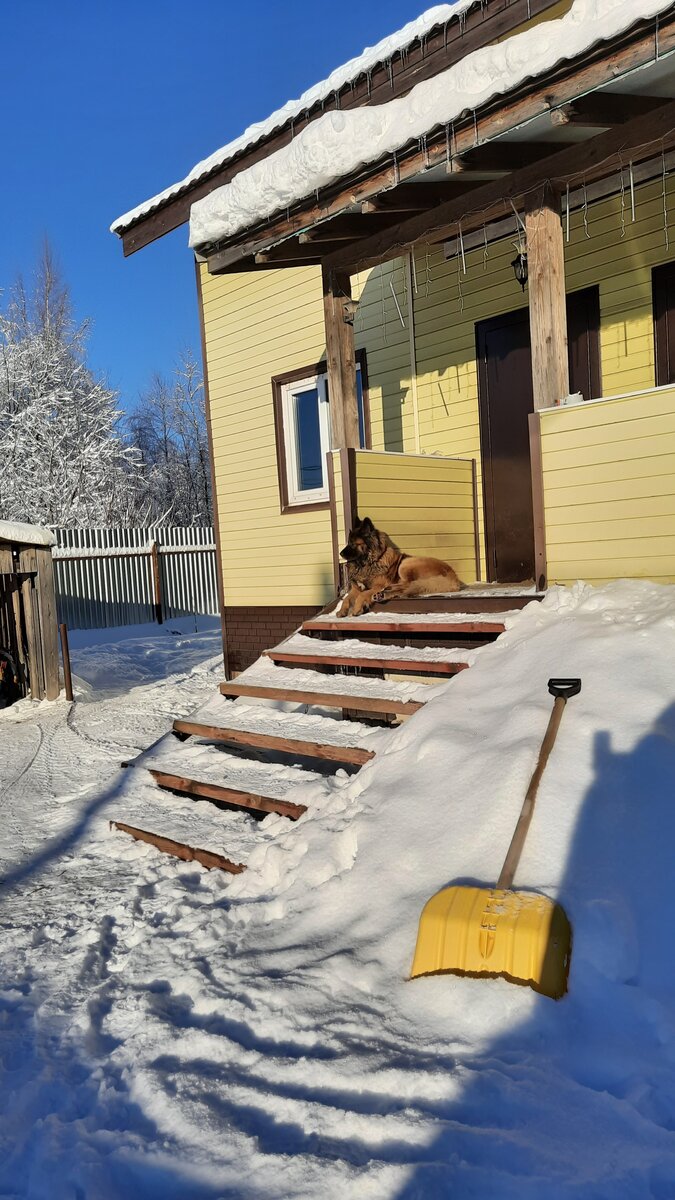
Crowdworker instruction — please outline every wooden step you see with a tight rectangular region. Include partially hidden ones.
[110,820,246,873]
[302,618,505,636]
[219,680,424,717]
[367,593,542,614]
[149,769,307,820]
[173,718,375,766]
[265,648,469,676]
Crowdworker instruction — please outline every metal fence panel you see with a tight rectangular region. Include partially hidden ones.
[52,526,218,630]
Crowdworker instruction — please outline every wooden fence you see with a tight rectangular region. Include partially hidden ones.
[52,526,219,630]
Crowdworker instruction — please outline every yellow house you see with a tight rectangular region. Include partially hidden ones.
[113,0,675,674]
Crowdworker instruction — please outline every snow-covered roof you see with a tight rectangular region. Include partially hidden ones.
[0,520,56,548]
[188,0,670,250]
[110,3,477,235]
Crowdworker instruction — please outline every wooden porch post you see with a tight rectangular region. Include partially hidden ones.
[525,183,569,410]
[322,265,360,448]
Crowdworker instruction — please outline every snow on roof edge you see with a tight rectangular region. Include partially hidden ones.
[110,3,477,235]
[0,520,56,548]
[188,0,671,251]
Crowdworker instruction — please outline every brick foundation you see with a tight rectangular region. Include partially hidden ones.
[224,605,319,675]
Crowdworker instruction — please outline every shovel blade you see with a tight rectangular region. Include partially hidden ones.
[410,885,571,1000]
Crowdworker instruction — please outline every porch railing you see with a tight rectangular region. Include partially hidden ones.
[535,384,675,585]
[327,448,481,590]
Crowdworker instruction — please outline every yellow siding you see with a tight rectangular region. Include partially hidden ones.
[202,263,335,607]
[351,450,478,582]
[540,387,675,584]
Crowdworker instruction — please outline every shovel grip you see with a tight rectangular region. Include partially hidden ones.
[548,678,581,699]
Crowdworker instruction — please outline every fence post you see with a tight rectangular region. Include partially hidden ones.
[59,622,74,701]
[150,541,163,624]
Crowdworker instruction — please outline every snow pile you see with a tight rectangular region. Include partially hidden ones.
[189,0,669,248]
[112,4,476,233]
[0,519,55,547]
[2,582,675,1196]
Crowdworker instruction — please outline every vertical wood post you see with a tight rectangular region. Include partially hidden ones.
[18,548,44,700]
[322,265,360,449]
[34,548,60,701]
[150,541,163,624]
[59,623,74,702]
[525,183,569,411]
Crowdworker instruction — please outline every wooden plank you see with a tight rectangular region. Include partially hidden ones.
[323,266,360,449]
[551,94,668,128]
[219,680,424,716]
[265,650,469,675]
[526,183,570,410]
[34,548,60,701]
[18,548,44,700]
[302,617,506,633]
[110,821,246,873]
[149,769,307,820]
[172,718,376,765]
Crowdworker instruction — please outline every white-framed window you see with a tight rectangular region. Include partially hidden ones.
[277,365,366,509]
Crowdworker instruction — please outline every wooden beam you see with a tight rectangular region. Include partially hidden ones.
[452,141,567,173]
[149,769,307,820]
[362,180,487,213]
[551,93,668,128]
[323,98,675,273]
[254,243,326,264]
[525,182,569,410]
[119,0,566,255]
[219,679,424,716]
[322,265,360,449]
[299,213,405,242]
[204,15,675,276]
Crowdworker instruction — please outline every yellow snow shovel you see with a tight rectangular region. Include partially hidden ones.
[410,678,580,1000]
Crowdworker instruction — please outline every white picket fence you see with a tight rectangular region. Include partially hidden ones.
[52,526,219,630]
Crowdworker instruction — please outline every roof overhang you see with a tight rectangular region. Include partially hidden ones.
[198,7,675,277]
[113,0,567,256]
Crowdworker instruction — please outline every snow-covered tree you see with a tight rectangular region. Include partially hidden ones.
[127,349,211,525]
[0,245,144,526]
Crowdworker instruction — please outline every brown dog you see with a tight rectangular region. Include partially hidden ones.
[337,515,462,617]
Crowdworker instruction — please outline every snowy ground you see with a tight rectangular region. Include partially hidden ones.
[2,587,675,1198]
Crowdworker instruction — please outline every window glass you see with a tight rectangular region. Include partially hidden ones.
[294,387,322,491]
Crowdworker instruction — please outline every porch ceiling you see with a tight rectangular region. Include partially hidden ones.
[204,11,675,277]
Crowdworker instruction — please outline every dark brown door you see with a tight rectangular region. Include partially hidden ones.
[477,287,600,583]
[653,261,675,385]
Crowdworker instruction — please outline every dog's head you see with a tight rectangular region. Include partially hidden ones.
[340,516,382,563]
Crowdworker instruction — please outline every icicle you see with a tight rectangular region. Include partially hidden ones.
[583,179,590,239]
[656,13,660,58]
[483,223,489,271]
[565,183,570,243]
[390,278,406,329]
[334,90,340,110]
[459,9,466,34]
[445,124,451,164]
[444,21,450,51]
[423,134,430,170]
[366,69,372,99]
[458,221,467,275]
[411,252,419,295]
[393,149,400,187]
[663,147,669,251]
[527,0,531,17]
[421,34,427,58]
[290,118,294,140]
[473,110,478,146]
[619,159,626,239]
[456,244,465,313]
[629,160,636,222]
[380,268,388,344]
[388,57,394,88]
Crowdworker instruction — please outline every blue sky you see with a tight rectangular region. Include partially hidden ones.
[3,0,428,413]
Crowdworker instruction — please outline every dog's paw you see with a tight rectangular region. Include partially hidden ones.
[372,590,387,603]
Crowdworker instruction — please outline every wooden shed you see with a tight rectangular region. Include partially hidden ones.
[0,521,60,702]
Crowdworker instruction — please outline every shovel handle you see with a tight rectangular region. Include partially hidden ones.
[496,679,580,891]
